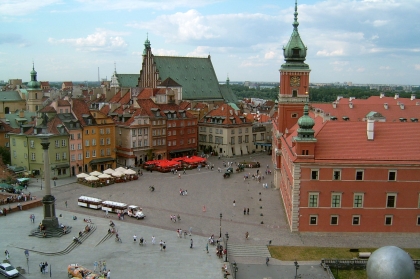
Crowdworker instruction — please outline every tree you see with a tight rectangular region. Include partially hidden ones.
[0,146,11,166]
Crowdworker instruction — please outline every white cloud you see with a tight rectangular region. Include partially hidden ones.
[316,49,344,57]
[379,66,391,70]
[264,51,276,59]
[48,29,128,53]
[74,0,218,11]
[331,61,349,66]
[356,67,366,72]
[415,65,420,71]
[372,20,389,27]
[0,0,60,16]
[153,48,179,56]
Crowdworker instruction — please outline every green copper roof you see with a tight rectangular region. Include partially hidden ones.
[220,84,238,103]
[27,63,41,90]
[281,0,309,70]
[296,103,315,140]
[1,91,25,102]
[116,74,139,87]
[5,111,36,128]
[153,56,224,101]
[143,33,151,55]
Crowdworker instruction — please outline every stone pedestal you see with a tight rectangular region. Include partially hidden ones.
[41,195,59,229]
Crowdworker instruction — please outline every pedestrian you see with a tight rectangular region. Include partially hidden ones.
[4,250,9,259]
[102,260,107,272]
[107,270,111,279]
[39,262,43,273]
[183,168,186,174]
[245,231,249,239]
[117,213,120,220]
[178,173,181,178]
[266,257,270,266]
[179,229,182,238]
[247,208,250,215]
[54,180,56,187]
[206,242,209,253]
[93,261,98,272]
[190,239,193,248]
[163,242,166,251]
[243,208,246,215]
[152,236,155,245]
[189,227,192,236]
[233,200,236,206]
[159,240,163,251]
[44,262,49,273]
[202,205,206,212]
[133,234,137,242]
[105,209,109,218]
[65,200,68,208]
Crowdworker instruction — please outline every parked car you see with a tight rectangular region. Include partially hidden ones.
[127,205,146,219]
[0,263,19,278]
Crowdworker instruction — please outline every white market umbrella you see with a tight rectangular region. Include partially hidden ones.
[98,173,111,179]
[115,167,127,173]
[89,171,102,176]
[124,169,136,175]
[111,172,123,177]
[76,173,89,178]
[103,168,114,174]
[85,176,99,181]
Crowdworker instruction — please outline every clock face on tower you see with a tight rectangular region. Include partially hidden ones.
[290,76,300,87]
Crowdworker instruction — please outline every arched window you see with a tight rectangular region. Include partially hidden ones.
[4,107,9,114]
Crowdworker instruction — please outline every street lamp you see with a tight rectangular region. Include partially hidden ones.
[232,262,238,279]
[24,249,29,274]
[225,232,229,262]
[219,213,222,238]
[294,260,299,279]
[336,259,339,278]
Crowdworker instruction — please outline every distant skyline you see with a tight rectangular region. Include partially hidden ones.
[1,0,419,85]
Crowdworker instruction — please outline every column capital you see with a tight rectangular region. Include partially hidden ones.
[41,142,50,150]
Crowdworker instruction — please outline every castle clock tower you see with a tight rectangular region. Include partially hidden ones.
[277,0,310,134]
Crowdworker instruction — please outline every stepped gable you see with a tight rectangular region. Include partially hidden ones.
[153,56,223,101]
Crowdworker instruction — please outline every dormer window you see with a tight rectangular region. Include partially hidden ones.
[292,48,300,58]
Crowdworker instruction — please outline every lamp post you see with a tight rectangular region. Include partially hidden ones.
[294,260,299,279]
[24,249,29,274]
[336,259,339,278]
[232,262,238,279]
[219,213,222,238]
[225,232,229,262]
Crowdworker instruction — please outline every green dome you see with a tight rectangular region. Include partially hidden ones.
[297,104,314,129]
[27,63,41,90]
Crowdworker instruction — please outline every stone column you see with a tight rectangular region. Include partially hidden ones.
[40,136,59,229]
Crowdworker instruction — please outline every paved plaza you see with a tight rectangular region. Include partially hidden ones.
[2,152,420,278]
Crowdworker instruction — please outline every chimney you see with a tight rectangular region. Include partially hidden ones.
[97,93,101,99]
[411,94,416,101]
[383,103,388,109]
[367,118,374,140]
[380,93,385,98]
[332,102,337,108]
[349,102,353,109]
[400,103,405,110]
[394,93,399,99]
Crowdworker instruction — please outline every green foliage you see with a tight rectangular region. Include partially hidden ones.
[231,84,417,103]
[0,146,11,165]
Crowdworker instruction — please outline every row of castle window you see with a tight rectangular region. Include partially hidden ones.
[308,192,400,208]
[310,169,397,181]
[308,214,420,226]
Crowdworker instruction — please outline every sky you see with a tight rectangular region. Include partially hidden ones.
[1,0,419,85]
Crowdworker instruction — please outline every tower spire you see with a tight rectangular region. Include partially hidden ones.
[293,0,299,30]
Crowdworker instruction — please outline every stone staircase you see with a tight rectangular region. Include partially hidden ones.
[29,226,72,238]
[227,243,271,258]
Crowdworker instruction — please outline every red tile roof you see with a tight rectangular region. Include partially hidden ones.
[200,103,250,125]
[39,106,57,113]
[285,120,420,162]
[72,98,91,126]
[57,100,71,106]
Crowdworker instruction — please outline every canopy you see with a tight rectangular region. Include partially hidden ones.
[17,178,30,182]
[89,171,102,176]
[76,173,89,178]
[103,168,114,174]
[111,172,123,177]
[124,169,136,175]
[115,167,127,173]
[0,183,13,189]
[14,185,25,190]
[98,173,111,179]
[85,176,99,181]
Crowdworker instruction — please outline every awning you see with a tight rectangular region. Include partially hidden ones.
[53,164,70,169]
[17,178,30,182]
[254,142,272,147]
[169,148,195,153]
[89,157,115,165]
